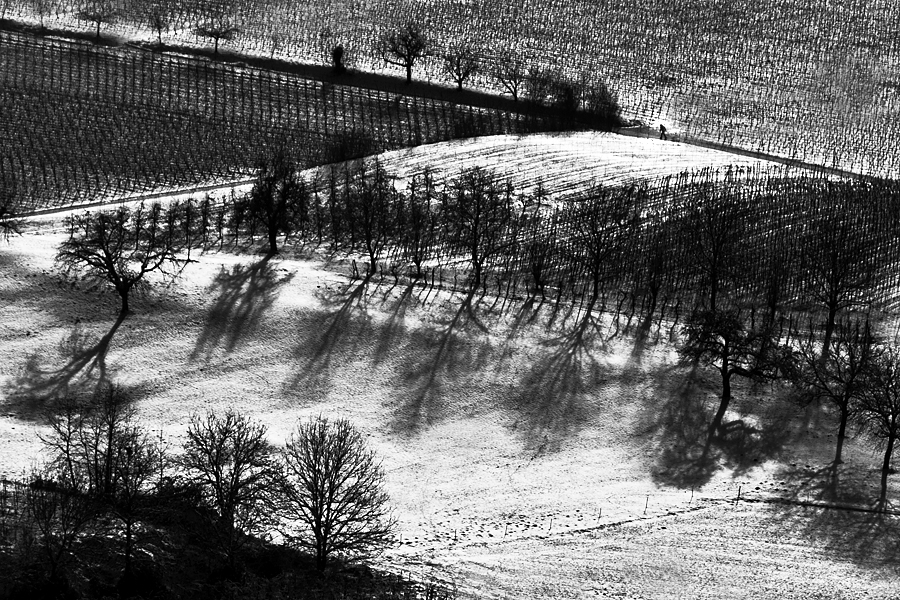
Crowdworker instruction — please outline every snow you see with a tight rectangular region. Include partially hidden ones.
[2,228,899,598]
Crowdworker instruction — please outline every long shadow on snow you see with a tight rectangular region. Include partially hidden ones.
[2,314,125,419]
[191,256,294,360]
[388,288,494,436]
[503,312,612,457]
[287,275,374,398]
[766,458,900,571]
[636,363,793,489]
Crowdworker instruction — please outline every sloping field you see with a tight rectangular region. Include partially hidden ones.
[0,31,547,212]
[6,0,900,178]
[2,231,898,597]
[361,132,783,198]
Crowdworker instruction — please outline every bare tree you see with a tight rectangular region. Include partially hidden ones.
[181,410,279,572]
[147,7,168,46]
[801,195,881,363]
[857,344,900,508]
[442,167,517,291]
[443,43,479,91]
[789,316,876,465]
[678,185,749,313]
[245,150,307,256]
[77,0,118,40]
[23,467,98,587]
[56,202,194,315]
[42,386,161,579]
[495,55,527,102]
[401,170,438,279]
[194,16,240,57]
[680,309,787,462]
[279,416,396,571]
[346,160,397,276]
[31,0,51,30]
[378,20,428,84]
[563,184,642,328]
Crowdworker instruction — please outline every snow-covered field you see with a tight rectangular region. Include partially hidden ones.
[2,226,899,598]
[354,132,783,198]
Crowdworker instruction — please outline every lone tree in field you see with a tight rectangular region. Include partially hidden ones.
[77,0,118,40]
[789,316,876,466]
[56,202,193,315]
[194,16,240,56]
[31,0,51,29]
[378,21,428,84]
[182,410,279,572]
[681,309,787,463]
[443,43,479,91]
[56,203,191,317]
[279,416,396,571]
[245,150,307,256]
[857,344,900,509]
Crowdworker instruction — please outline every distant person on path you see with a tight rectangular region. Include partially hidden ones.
[659,124,668,140]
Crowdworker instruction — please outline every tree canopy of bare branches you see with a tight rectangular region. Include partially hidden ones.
[377,21,429,84]
[77,0,118,40]
[56,202,194,315]
[443,43,479,91]
[279,416,396,571]
[182,410,279,572]
[194,16,240,56]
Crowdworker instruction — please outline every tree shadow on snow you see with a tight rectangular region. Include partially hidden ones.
[637,365,793,489]
[2,314,125,419]
[387,289,495,436]
[503,314,610,457]
[191,256,294,360]
[767,460,900,571]
[286,275,374,398]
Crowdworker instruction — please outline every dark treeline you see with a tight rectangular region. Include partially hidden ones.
[0,391,437,600]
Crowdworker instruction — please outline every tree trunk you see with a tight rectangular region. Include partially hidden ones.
[702,365,731,462]
[880,434,895,507]
[214,38,219,56]
[405,63,412,84]
[118,288,130,315]
[268,226,278,256]
[834,403,848,464]
[821,303,838,363]
[96,21,101,39]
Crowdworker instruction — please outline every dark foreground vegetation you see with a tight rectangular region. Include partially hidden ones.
[0,389,447,600]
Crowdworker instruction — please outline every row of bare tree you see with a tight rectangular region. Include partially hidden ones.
[0,386,396,596]
[17,2,620,127]
[47,161,900,509]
